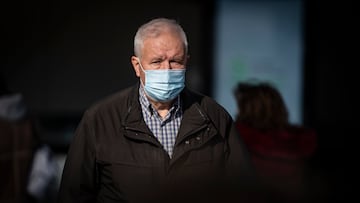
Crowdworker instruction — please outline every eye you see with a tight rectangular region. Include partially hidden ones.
[151,58,164,65]
[170,60,184,68]
[149,60,162,69]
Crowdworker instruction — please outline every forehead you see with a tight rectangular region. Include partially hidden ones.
[141,32,185,57]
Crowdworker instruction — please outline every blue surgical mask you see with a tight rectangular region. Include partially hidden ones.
[138,60,185,102]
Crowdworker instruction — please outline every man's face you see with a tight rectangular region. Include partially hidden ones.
[131,31,187,84]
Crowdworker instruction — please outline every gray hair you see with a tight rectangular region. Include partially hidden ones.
[134,18,188,58]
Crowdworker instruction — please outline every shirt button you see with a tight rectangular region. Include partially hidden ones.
[196,136,201,141]
[185,140,190,145]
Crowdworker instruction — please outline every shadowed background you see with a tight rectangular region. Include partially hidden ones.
[1,0,354,202]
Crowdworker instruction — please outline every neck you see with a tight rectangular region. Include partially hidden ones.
[148,96,173,118]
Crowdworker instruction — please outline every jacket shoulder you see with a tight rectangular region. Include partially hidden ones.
[185,88,233,122]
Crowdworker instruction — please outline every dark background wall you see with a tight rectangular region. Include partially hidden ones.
[1,0,214,116]
[303,0,354,202]
[1,0,354,202]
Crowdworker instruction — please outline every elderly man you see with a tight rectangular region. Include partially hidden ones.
[57,18,252,203]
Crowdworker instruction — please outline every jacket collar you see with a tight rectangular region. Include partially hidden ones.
[176,88,210,143]
[123,83,218,163]
[122,82,151,133]
[123,83,210,138]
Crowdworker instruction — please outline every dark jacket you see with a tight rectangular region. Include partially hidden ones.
[58,84,252,203]
[235,121,317,202]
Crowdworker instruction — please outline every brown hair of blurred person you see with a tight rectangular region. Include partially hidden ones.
[234,82,289,131]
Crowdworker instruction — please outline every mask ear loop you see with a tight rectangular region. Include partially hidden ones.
[137,59,146,87]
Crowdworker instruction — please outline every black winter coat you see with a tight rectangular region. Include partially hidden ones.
[57,84,252,203]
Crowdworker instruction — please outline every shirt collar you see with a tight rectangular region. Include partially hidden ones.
[139,85,181,117]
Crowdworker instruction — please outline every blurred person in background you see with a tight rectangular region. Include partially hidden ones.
[0,74,58,203]
[57,18,253,203]
[0,74,33,202]
[233,81,318,203]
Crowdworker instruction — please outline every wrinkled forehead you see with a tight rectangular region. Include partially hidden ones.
[141,32,186,55]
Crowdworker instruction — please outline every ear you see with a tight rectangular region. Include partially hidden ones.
[131,56,141,77]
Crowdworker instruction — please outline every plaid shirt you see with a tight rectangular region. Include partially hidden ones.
[139,86,182,158]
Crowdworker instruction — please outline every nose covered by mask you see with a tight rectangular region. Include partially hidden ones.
[138,60,186,102]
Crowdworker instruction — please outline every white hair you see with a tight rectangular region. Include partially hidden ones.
[134,18,188,58]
